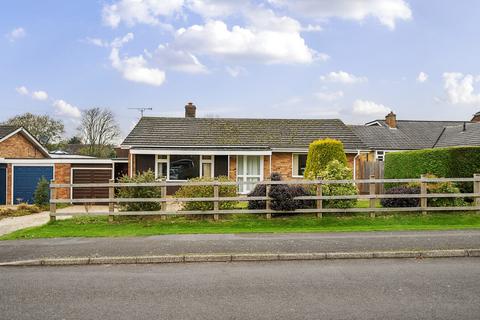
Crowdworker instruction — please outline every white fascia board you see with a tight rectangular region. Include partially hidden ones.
[0,159,114,164]
[130,149,272,156]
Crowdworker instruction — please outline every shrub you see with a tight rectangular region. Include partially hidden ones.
[304,138,347,179]
[247,173,281,210]
[381,186,420,208]
[174,176,237,211]
[421,174,467,207]
[34,177,50,207]
[318,160,358,209]
[117,170,162,211]
[384,146,480,193]
[247,173,313,211]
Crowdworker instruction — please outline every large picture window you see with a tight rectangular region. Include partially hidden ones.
[292,154,307,177]
[169,155,200,180]
[155,155,214,180]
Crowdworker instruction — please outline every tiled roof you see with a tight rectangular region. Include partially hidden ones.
[122,117,367,150]
[0,125,19,140]
[434,123,480,147]
[353,120,469,150]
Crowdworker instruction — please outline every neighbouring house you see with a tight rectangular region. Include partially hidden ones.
[0,125,127,205]
[121,103,368,194]
[350,111,480,162]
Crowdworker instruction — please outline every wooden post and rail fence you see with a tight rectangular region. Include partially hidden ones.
[49,174,480,221]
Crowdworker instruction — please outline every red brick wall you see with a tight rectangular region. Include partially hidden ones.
[229,155,236,180]
[54,164,71,200]
[271,152,293,179]
[263,155,271,179]
[0,133,46,159]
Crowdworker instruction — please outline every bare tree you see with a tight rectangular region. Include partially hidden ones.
[78,108,120,157]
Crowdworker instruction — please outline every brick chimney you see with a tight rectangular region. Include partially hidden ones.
[471,111,480,122]
[185,102,196,118]
[385,111,397,128]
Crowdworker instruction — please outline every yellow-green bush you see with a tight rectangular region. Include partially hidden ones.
[175,176,238,211]
[304,138,347,179]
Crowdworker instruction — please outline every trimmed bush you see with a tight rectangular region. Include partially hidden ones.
[384,146,480,192]
[427,180,467,207]
[34,177,50,207]
[318,160,358,209]
[381,186,420,208]
[117,170,162,212]
[175,176,237,211]
[304,138,347,179]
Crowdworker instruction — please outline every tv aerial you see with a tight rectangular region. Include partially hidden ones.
[129,107,152,117]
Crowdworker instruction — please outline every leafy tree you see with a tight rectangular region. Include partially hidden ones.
[304,138,347,179]
[3,113,64,147]
[67,136,83,144]
[78,107,120,157]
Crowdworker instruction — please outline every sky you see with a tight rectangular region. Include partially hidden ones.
[1,0,480,139]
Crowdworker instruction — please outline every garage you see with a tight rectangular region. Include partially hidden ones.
[72,166,112,200]
[0,165,6,205]
[13,166,53,204]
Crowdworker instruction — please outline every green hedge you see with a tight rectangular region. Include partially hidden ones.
[384,146,480,192]
[304,138,347,179]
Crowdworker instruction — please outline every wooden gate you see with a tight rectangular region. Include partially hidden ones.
[358,161,384,194]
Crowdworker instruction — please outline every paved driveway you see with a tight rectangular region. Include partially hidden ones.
[0,205,108,237]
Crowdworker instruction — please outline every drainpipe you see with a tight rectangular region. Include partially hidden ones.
[353,150,361,179]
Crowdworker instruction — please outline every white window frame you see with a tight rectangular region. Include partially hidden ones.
[155,154,215,181]
[375,150,386,161]
[200,155,215,178]
[236,155,264,194]
[292,153,307,178]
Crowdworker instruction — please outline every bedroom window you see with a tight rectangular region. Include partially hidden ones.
[237,155,263,193]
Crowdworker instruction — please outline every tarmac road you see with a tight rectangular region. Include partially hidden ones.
[1,258,479,320]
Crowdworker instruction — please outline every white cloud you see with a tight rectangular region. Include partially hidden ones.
[102,0,184,28]
[6,27,26,42]
[15,86,29,95]
[186,0,242,18]
[352,99,390,115]
[53,100,82,118]
[32,91,49,101]
[110,47,166,86]
[443,72,480,105]
[314,90,344,101]
[153,44,207,73]
[320,71,367,84]
[417,71,428,83]
[269,0,412,29]
[225,66,247,77]
[174,20,318,64]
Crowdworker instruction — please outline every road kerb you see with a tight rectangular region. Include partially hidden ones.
[0,249,478,266]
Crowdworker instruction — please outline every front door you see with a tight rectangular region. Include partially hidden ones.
[237,155,262,193]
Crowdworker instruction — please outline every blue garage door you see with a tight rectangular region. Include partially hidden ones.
[0,166,6,205]
[13,166,53,204]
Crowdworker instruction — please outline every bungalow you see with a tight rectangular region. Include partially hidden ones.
[350,111,480,161]
[121,103,367,193]
[0,125,123,205]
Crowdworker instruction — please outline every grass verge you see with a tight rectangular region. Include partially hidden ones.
[1,212,480,240]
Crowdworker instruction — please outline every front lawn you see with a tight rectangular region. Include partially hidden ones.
[2,212,480,240]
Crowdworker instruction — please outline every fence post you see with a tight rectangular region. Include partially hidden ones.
[316,182,323,218]
[474,174,480,214]
[161,180,167,220]
[49,179,56,222]
[265,183,272,219]
[369,175,376,218]
[213,182,220,221]
[420,174,428,215]
[108,179,114,223]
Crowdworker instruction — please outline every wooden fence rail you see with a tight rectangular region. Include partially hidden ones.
[49,174,480,221]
